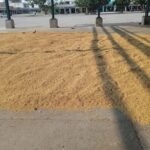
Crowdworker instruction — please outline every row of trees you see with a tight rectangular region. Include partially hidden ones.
[75,0,110,13]
[25,0,147,14]
[75,0,147,12]
[114,0,147,11]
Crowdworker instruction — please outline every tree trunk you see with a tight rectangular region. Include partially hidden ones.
[125,6,127,12]
[85,7,88,14]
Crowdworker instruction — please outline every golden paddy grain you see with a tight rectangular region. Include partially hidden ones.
[0,31,149,125]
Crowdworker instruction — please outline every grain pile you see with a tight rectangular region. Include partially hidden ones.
[0,30,150,125]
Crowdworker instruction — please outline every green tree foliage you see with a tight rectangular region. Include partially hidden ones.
[75,0,89,8]
[25,0,35,8]
[114,0,147,11]
[10,0,22,2]
[26,0,50,14]
[34,0,50,14]
[114,0,131,11]
[75,0,110,12]
[132,0,146,5]
[115,0,131,6]
[114,0,146,6]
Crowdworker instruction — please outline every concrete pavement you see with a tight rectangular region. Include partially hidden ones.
[0,13,146,29]
[0,109,149,150]
[0,13,149,35]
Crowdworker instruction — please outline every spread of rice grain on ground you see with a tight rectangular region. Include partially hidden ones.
[0,30,150,125]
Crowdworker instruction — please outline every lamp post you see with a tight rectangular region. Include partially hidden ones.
[145,0,150,17]
[142,0,150,25]
[49,0,58,28]
[97,5,101,18]
[5,0,15,28]
[5,0,11,20]
[51,0,55,19]
[96,1,103,26]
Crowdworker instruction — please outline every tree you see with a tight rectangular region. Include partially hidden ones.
[114,0,131,12]
[26,0,50,14]
[34,0,50,14]
[132,0,146,5]
[144,0,149,16]
[132,0,149,17]
[75,0,110,13]
[10,0,22,2]
[75,0,89,13]
[25,0,35,8]
[132,0,146,9]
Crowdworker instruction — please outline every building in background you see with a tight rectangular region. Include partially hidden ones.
[0,0,145,15]
[0,0,39,15]
[54,0,85,14]
[54,0,117,14]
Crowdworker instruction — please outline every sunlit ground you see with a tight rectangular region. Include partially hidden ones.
[0,27,149,125]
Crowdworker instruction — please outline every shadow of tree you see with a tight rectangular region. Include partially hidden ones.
[111,26,150,57]
[91,27,145,150]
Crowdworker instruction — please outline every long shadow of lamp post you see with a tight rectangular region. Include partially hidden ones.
[142,0,150,25]
[96,0,111,26]
[49,0,58,28]
[5,0,15,28]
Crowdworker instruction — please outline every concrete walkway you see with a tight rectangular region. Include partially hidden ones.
[0,22,149,35]
[0,109,149,150]
[0,13,145,29]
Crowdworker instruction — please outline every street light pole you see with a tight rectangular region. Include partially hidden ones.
[5,0,15,28]
[96,1,103,26]
[49,0,58,28]
[142,0,150,25]
[51,0,55,19]
[97,5,101,18]
[145,0,150,17]
[5,0,11,20]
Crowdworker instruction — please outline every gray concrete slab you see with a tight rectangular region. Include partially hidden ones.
[0,109,149,150]
[0,13,146,29]
[0,12,149,35]
[0,25,149,35]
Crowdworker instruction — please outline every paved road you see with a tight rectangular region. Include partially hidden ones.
[0,13,145,29]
